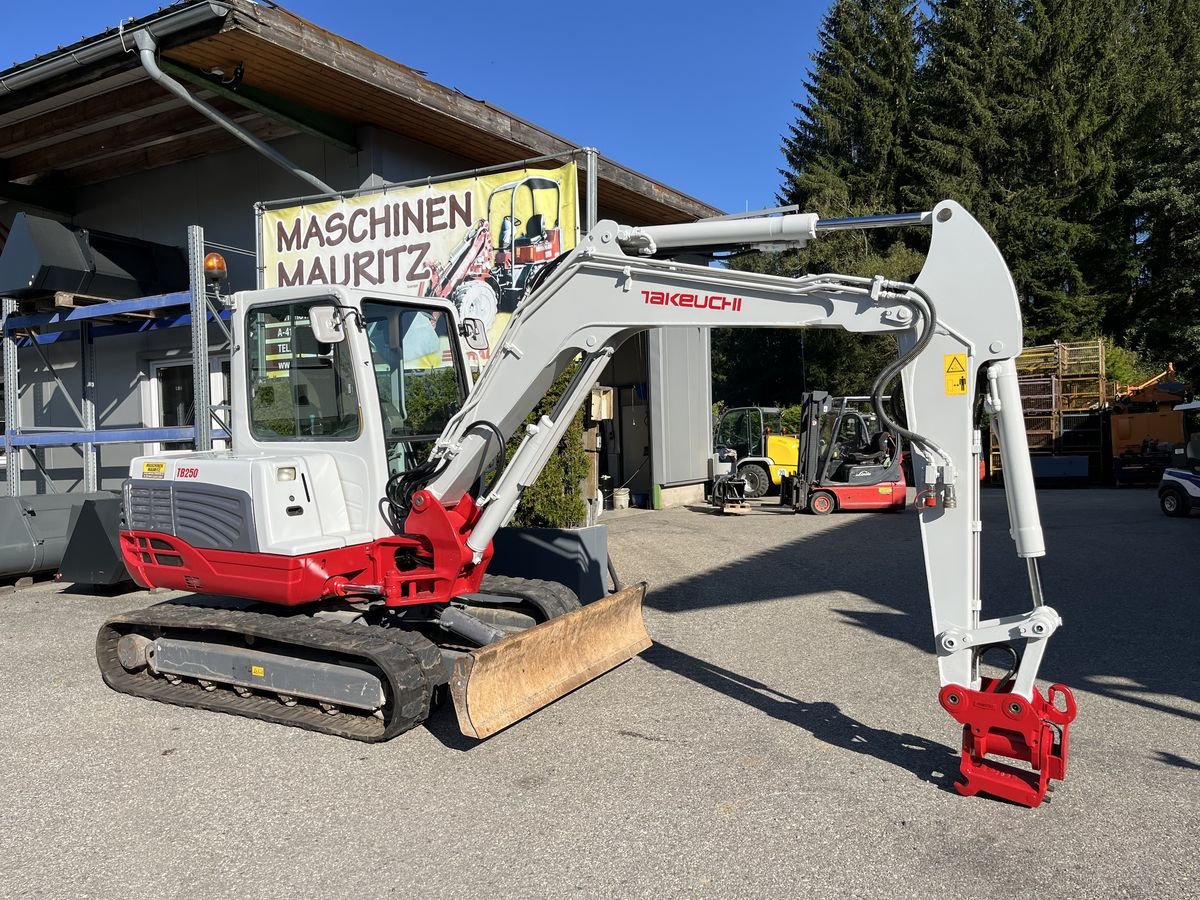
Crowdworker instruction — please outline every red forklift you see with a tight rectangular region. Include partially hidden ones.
[780,392,906,514]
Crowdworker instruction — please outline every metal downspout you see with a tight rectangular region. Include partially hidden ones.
[0,3,231,96]
[132,30,338,197]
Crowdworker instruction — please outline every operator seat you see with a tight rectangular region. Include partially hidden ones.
[516,214,545,246]
[844,431,893,466]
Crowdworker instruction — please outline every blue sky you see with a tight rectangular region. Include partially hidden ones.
[1,1,830,214]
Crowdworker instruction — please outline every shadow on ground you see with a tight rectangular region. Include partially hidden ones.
[641,640,959,791]
[639,490,1199,723]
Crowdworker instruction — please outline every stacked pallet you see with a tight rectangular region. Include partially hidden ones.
[989,340,1106,481]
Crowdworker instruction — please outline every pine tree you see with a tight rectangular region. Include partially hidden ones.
[1117,0,1200,378]
[1004,0,1137,341]
[904,0,1025,222]
[781,0,921,221]
[909,0,1138,344]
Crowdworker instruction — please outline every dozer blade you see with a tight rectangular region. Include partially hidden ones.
[449,582,652,739]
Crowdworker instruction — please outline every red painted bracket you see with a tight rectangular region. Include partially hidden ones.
[939,677,1077,808]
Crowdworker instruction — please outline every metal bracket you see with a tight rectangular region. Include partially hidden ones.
[937,606,1062,656]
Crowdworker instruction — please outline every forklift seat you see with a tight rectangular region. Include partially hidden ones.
[516,214,545,245]
[844,431,893,466]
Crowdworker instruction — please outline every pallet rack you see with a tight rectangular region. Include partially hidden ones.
[989,340,1107,480]
[2,226,233,496]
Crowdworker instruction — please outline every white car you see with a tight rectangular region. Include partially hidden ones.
[1158,467,1200,516]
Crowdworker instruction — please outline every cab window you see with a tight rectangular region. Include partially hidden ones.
[716,409,749,458]
[246,300,360,440]
[361,300,466,474]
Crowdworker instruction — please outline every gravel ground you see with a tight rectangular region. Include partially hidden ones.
[0,488,1196,899]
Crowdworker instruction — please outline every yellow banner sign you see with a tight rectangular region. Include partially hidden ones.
[261,162,579,358]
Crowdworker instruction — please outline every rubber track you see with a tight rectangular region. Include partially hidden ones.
[97,603,444,742]
[476,574,581,621]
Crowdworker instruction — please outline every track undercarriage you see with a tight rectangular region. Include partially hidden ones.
[97,576,584,741]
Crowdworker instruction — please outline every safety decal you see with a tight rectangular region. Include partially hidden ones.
[944,354,969,396]
[251,665,265,678]
[141,461,166,480]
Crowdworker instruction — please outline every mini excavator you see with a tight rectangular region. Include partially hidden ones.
[99,201,1075,807]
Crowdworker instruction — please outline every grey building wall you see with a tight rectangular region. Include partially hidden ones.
[592,328,714,509]
[3,128,478,494]
[10,128,478,294]
[75,133,362,291]
[648,327,712,489]
[9,323,226,493]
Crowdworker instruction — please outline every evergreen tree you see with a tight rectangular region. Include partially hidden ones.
[1126,94,1200,376]
[712,0,1191,402]
[1118,0,1200,378]
[1004,0,1137,341]
[909,0,1137,343]
[903,0,1025,224]
[781,0,921,220]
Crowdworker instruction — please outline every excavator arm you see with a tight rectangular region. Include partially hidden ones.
[408,200,1075,806]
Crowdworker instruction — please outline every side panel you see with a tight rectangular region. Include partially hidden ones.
[765,435,800,484]
[829,482,906,510]
[647,327,712,488]
[124,452,368,556]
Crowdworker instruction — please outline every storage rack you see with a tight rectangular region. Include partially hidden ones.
[989,340,1107,480]
[2,226,233,496]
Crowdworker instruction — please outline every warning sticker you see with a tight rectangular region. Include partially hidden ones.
[141,461,166,480]
[251,665,265,678]
[944,354,969,396]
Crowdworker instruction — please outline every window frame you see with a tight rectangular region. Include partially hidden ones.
[360,297,471,471]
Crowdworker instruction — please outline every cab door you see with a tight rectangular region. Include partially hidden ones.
[715,408,752,460]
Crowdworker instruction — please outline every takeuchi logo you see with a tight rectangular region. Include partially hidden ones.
[641,290,743,312]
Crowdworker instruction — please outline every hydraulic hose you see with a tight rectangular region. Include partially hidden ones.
[866,281,955,480]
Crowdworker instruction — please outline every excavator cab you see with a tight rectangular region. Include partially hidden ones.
[103,284,650,744]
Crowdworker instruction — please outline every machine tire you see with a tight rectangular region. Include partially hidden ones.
[1159,486,1190,517]
[451,278,500,330]
[739,463,771,499]
[809,490,836,515]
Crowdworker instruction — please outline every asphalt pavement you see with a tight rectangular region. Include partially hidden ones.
[0,488,1196,898]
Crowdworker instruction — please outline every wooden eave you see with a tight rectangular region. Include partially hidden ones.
[0,0,720,224]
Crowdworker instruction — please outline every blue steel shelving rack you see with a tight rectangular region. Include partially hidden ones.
[1,226,233,497]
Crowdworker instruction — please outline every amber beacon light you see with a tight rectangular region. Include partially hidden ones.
[203,251,228,282]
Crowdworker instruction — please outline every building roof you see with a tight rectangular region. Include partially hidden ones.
[0,0,721,223]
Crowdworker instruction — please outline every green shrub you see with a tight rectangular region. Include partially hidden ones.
[507,361,589,528]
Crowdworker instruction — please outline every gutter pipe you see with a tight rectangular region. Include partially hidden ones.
[132,30,338,197]
[0,3,231,95]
